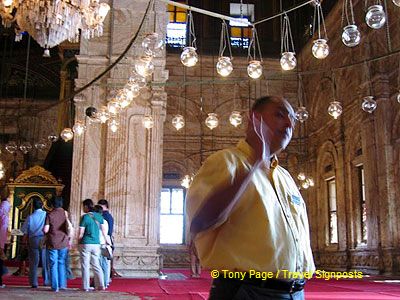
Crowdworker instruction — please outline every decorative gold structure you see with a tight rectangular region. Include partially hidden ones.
[7,165,64,258]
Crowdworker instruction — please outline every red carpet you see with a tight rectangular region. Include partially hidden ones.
[3,269,400,299]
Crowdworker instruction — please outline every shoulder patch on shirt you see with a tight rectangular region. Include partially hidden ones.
[291,195,302,205]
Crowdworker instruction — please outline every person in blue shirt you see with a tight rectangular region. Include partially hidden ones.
[21,196,49,288]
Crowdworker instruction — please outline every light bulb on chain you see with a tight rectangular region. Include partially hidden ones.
[361,96,377,113]
[396,91,400,103]
[247,60,263,79]
[135,55,154,77]
[60,128,74,142]
[5,141,18,153]
[393,0,400,7]
[142,115,154,129]
[107,99,121,115]
[280,52,297,70]
[229,111,243,127]
[72,121,86,136]
[365,5,386,29]
[34,139,48,151]
[342,25,361,47]
[297,172,306,181]
[295,107,309,123]
[312,39,329,59]
[328,101,343,119]
[216,57,233,77]
[19,142,32,154]
[172,114,185,130]
[108,119,119,133]
[180,47,198,67]
[205,113,219,130]
[142,33,164,56]
[47,134,59,143]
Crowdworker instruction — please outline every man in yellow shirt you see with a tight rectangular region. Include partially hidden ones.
[186,96,315,299]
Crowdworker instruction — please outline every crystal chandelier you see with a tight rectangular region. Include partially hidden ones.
[0,0,110,52]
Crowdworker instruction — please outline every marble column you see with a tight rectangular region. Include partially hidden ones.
[69,0,168,277]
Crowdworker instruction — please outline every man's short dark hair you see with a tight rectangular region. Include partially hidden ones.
[98,199,109,209]
[94,205,103,214]
[251,96,282,113]
[32,196,43,210]
[52,196,63,208]
[83,198,94,210]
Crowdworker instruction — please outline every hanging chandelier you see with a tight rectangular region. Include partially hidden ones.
[0,0,110,52]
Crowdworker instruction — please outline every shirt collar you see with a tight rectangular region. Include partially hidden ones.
[237,139,279,168]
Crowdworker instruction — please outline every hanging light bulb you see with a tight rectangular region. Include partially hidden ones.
[229,111,243,127]
[216,56,233,77]
[328,101,343,119]
[97,106,110,123]
[342,25,361,47]
[205,113,219,130]
[116,92,132,109]
[60,128,74,142]
[34,138,48,151]
[47,134,59,143]
[142,33,164,56]
[108,119,119,133]
[107,99,121,115]
[361,96,377,113]
[301,180,310,189]
[297,172,306,181]
[295,106,309,123]
[124,83,140,101]
[128,72,147,88]
[72,121,86,136]
[365,4,386,29]
[280,52,297,71]
[306,177,315,187]
[0,169,4,180]
[397,91,400,103]
[19,142,32,154]
[312,1,329,59]
[142,115,154,129]
[280,15,296,70]
[247,60,263,79]
[180,47,198,67]
[393,0,400,7]
[5,141,18,154]
[181,174,193,189]
[135,55,154,77]
[312,39,329,59]
[172,114,185,131]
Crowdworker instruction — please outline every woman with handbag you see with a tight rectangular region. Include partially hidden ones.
[43,197,70,292]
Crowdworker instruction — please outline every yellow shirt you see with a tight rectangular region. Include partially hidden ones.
[186,139,315,277]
